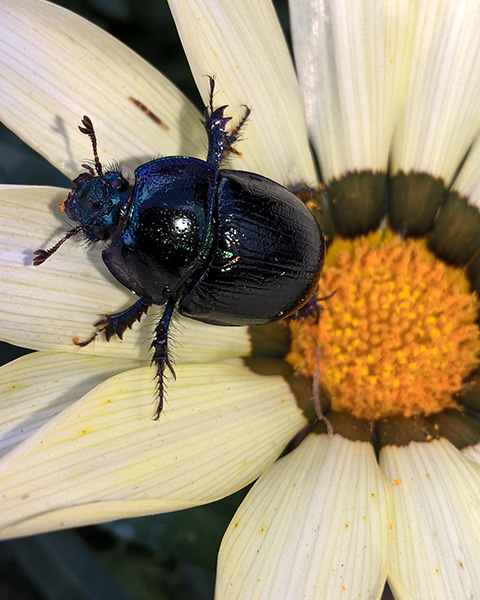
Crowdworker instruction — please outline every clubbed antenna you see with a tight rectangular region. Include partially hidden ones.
[33,226,82,266]
[78,115,103,176]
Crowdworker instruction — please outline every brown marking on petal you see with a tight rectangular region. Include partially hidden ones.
[128,97,169,130]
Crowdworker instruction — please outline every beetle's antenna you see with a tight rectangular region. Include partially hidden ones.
[78,115,103,176]
[33,226,82,266]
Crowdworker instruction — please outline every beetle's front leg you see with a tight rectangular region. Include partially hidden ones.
[74,297,152,346]
[204,76,251,168]
[151,297,177,420]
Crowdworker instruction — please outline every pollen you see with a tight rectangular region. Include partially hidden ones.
[287,230,480,421]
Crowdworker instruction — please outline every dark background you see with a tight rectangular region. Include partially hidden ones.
[0,1,291,599]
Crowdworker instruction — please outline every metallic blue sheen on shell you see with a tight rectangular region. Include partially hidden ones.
[104,157,218,305]
[35,84,326,418]
[102,158,325,326]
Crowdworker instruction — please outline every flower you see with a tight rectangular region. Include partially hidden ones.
[1,1,480,599]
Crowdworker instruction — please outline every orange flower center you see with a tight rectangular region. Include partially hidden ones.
[287,230,480,421]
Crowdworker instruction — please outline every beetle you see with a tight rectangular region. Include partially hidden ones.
[34,79,325,419]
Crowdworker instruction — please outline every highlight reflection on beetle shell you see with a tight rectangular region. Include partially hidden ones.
[103,157,217,304]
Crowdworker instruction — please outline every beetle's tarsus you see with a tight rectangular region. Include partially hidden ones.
[73,330,100,347]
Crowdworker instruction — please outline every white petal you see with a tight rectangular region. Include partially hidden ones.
[0,0,204,179]
[0,351,142,459]
[391,0,480,182]
[0,362,305,539]
[168,0,316,186]
[290,0,416,180]
[0,185,251,360]
[216,434,392,600]
[380,439,480,599]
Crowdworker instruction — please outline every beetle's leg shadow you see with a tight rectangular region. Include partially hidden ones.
[151,297,177,420]
[74,297,152,346]
[204,76,251,169]
[311,342,333,436]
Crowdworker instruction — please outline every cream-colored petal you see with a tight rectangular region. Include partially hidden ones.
[391,0,480,183]
[380,439,480,599]
[290,0,416,180]
[216,434,392,600]
[0,0,204,179]
[168,0,316,186]
[0,362,305,539]
[0,351,143,459]
[0,186,251,360]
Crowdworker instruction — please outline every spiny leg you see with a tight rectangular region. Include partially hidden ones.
[285,294,334,434]
[204,76,251,169]
[74,297,152,347]
[151,297,177,420]
[286,290,336,323]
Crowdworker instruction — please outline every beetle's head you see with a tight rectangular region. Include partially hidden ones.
[64,169,131,242]
[33,116,132,266]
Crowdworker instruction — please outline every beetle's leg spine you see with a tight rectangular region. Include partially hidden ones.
[73,297,152,346]
[285,290,336,323]
[224,104,251,154]
[151,297,177,420]
[203,76,250,168]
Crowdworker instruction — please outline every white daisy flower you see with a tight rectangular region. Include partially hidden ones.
[1,1,480,598]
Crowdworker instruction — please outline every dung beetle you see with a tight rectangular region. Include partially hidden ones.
[34,79,325,419]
